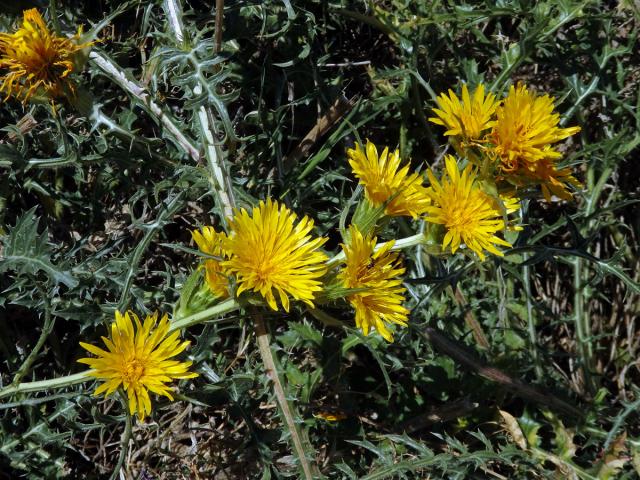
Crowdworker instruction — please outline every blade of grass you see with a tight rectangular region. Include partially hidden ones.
[521,200,543,380]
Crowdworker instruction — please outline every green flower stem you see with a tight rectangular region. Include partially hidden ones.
[12,287,55,386]
[169,298,240,332]
[109,391,133,480]
[393,232,431,250]
[326,232,427,268]
[253,311,318,480]
[0,371,89,400]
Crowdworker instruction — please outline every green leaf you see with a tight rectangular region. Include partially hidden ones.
[0,208,78,288]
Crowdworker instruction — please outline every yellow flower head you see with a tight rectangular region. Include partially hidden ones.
[78,311,197,421]
[0,8,90,103]
[425,155,512,260]
[429,83,499,141]
[338,225,409,342]
[533,158,581,201]
[192,226,230,299]
[347,141,431,218]
[490,83,581,173]
[222,199,328,312]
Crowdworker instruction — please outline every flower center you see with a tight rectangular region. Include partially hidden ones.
[123,358,145,384]
[23,45,60,72]
[256,259,277,281]
[369,184,394,206]
[460,113,480,139]
[445,203,475,231]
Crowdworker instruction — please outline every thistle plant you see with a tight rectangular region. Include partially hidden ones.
[1,2,638,479]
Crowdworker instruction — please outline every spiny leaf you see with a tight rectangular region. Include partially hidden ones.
[0,208,78,288]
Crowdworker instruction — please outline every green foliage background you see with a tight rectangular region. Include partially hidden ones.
[1,0,639,478]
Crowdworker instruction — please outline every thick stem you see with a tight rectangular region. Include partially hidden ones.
[164,0,236,221]
[214,0,224,53]
[163,0,185,43]
[0,372,89,400]
[193,84,235,220]
[169,298,239,332]
[253,312,317,480]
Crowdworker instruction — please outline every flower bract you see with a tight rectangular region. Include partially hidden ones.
[192,226,230,299]
[347,140,431,218]
[429,83,499,142]
[425,155,512,260]
[0,8,90,103]
[338,225,409,342]
[222,199,328,312]
[78,311,197,421]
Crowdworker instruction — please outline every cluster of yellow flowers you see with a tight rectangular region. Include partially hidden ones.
[186,95,582,349]
[190,199,408,342]
[1,10,582,421]
[429,83,581,201]
[348,140,517,261]
[77,87,581,419]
